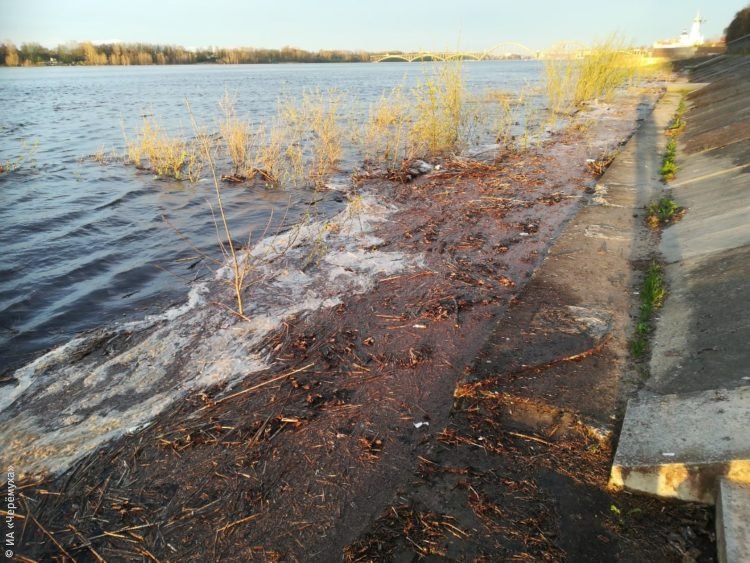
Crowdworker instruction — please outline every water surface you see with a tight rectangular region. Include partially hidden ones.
[0,61,543,370]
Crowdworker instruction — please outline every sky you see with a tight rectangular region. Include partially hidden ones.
[0,0,746,52]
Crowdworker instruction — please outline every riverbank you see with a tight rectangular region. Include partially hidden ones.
[5,81,718,560]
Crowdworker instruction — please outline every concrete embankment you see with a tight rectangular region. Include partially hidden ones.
[610,55,750,563]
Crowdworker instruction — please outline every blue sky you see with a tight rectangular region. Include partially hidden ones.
[0,0,745,51]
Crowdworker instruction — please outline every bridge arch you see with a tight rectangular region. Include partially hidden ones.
[373,52,449,63]
[480,42,538,59]
[542,40,589,58]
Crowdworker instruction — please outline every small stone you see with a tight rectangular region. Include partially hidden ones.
[413,160,434,174]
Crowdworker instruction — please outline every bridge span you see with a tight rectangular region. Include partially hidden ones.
[370,42,610,62]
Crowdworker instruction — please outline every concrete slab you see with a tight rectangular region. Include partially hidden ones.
[610,387,750,503]
[690,137,750,165]
[649,245,750,394]
[716,479,750,563]
[660,172,750,262]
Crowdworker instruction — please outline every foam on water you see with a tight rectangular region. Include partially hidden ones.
[0,191,424,478]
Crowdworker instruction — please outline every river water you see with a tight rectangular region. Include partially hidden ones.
[0,61,543,372]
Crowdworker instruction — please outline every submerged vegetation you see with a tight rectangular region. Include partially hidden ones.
[0,139,39,176]
[119,61,471,185]
[108,43,659,317]
[409,63,465,156]
[114,37,660,188]
[123,118,203,181]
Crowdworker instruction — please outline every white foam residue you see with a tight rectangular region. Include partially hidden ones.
[0,189,424,479]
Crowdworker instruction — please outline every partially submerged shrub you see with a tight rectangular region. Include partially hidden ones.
[490,90,518,146]
[124,116,203,181]
[219,90,251,176]
[409,62,465,157]
[361,85,411,171]
[279,89,343,189]
[247,122,287,187]
[358,61,469,170]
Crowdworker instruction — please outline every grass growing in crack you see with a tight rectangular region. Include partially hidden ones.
[646,196,684,229]
[661,93,688,182]
[631,262,666,358]
[659,137,678,182]
[666,95,687,135]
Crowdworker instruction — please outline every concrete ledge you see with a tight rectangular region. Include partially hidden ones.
[610,387,750,503]
[717,478,750,563]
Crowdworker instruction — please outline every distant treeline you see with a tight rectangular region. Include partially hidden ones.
[0,41,388,66]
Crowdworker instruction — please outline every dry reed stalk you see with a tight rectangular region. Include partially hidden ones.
[187,101,247,316]
[409,61,465,157]
[219,89,251,175]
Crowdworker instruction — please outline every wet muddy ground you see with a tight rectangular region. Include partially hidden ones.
[9,90,714,561]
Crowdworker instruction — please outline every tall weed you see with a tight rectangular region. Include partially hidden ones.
[409,62,465,156]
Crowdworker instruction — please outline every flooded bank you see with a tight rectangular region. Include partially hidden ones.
[6,84,685,561]
[1,189,425,476]
[0,61,545,370]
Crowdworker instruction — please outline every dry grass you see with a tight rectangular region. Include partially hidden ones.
[187,103,253,317]
[357,62,469,171]
[219,90,251,176]
[247,121,287,187]
[545,36,645,114]
[488,90,517,147]
[279,89,343,189]
[409,62,465,157]
[116,59,554,187]
[0,139,39,175]
[361,85,411,171]
[123,116,203,181]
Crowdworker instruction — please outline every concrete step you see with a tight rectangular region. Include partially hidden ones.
[609,386,750,503]
[717,478,750,563]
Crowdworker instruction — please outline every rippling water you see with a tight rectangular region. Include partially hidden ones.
[0,61,542,371]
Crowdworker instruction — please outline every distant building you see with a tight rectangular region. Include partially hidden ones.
[653,11,706,48]
[650,11,727,59]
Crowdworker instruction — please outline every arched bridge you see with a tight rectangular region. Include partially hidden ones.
[371,42,594,62]
[371,43,539,62]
